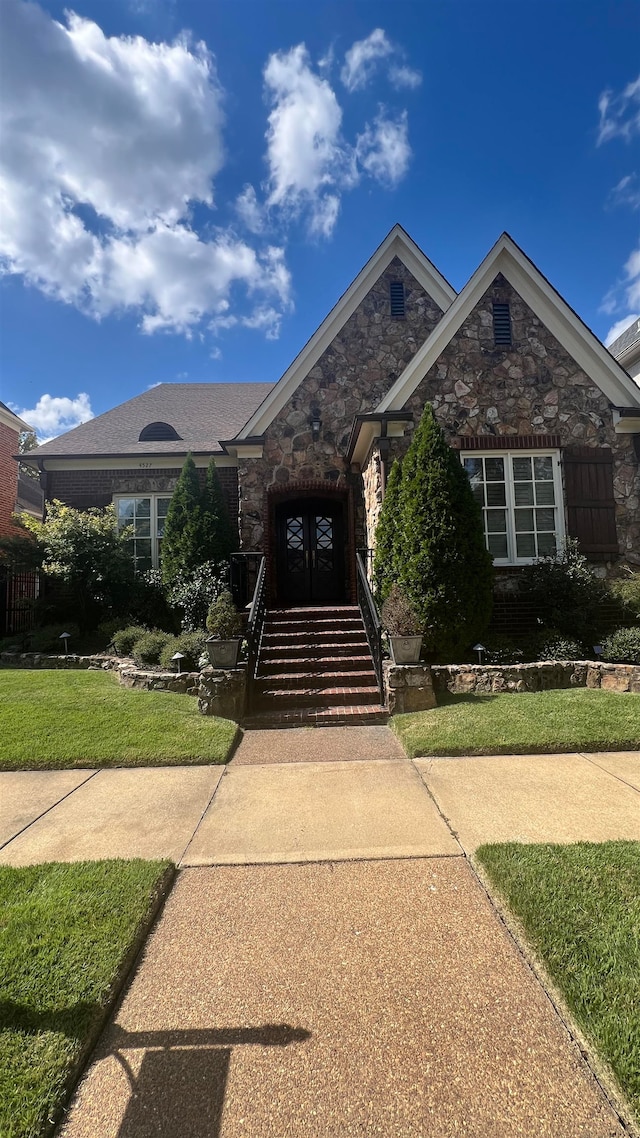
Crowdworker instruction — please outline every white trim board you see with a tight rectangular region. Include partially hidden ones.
[29,455,238,472]
[377,234,640,414]
[235,225,457,441]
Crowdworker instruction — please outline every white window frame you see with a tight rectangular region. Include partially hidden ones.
[461,450,565,566]
[114,494,172,572]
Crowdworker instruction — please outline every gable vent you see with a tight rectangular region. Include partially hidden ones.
[390,280,405,319]
[493,302,512,346]
[138,421,182,442]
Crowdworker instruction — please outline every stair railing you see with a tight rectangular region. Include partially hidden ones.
[245,555,267,712]
[356,551,385,705]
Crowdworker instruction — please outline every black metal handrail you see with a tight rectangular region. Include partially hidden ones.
[356,551,384,705]
[245,556,267,711]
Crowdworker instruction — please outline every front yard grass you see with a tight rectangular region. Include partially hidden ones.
[0,859,172,1138]
[476,841,640,1125]
[0,671,238,769]
[393,688,640,757]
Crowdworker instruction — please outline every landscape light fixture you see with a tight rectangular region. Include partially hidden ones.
[310,409,322,442]
[172,651,185,674]
[59,632,71,655]
[473,643,485,664]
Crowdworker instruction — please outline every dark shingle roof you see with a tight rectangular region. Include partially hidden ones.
[608,318,640,359]
[27,383,273,458]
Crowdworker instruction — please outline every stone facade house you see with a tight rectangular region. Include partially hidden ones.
[23,226,640,611]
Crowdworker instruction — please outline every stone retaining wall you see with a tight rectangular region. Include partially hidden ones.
[383,662,437,714]
[431,660,640,695]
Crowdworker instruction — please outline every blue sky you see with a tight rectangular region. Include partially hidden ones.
[1,0,639,440]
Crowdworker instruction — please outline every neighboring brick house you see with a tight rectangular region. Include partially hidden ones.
[0,400,42,635]
[23,226,640,609]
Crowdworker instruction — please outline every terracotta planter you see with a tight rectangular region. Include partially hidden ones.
[206,638,242,668]
[389,635,423,665]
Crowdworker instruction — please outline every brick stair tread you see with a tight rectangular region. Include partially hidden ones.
[257,688,381,709]
[259,654,374,672]
[257,669,377,688]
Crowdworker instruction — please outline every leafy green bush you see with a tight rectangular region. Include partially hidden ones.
[482,634,526,665]
[532,630,585,661]
[168,562,229,632]
[601,626,640,664]
[373,457,403,602]
[609,573,640,622]
[520,540,608,643]
[27,623,81,653]
[131,630,173,667]
[159,631,208,671]
[112,625,149,657]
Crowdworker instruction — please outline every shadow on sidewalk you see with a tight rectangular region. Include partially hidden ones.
[106,1024,312,1138]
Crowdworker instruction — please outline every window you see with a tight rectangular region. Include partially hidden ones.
[115,495,172,571]
[463,452,564,564]
[390,280,405,319]
[492,302,512,345]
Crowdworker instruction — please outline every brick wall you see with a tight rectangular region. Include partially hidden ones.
[0,421,19,539]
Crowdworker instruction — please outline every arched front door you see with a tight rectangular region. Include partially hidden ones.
[275,497,346,605]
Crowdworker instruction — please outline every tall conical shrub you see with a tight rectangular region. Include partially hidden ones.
[377,404,494,658]
[200,459,237,565]
[372,456,403,602]
[161,453,203,586]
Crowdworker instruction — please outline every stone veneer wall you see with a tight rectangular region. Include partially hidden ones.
[431,660,640,694]
[362,445,383,555]
[395,273,640,570]
[238,258,444,550]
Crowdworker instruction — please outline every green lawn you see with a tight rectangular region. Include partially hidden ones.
[0,671,239,769]
[476,841,640,1125]
[0,860,172,1138]
[393,688,640,757]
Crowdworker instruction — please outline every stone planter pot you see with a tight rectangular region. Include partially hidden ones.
[206,639,242,668]
[389,635,423,664]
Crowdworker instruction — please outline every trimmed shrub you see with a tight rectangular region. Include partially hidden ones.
[601,626,640,665]
[161,454,204,587]
[159,631,209,671]
[206,590,243,639]
[131,630,173,667]
[201,459,237,565]
[112,625,149,657]
[609,573,640,622]
[531,630,584,661]
[482,634,526,665]
[381,584,421,636]
[376,404,493,658]
[168,561,229,632]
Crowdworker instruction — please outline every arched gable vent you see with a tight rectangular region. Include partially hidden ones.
[138,421,182,442]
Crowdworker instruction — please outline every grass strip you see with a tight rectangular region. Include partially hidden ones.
[0,859,173,1138]
[476,840,640,1124]
[393,688,640,757]
[0,670,238,769]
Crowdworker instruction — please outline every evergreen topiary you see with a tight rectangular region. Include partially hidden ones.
[377,403,494,659]
[200,459,237,565]
[372,457,403,602]
[161,454,203,587]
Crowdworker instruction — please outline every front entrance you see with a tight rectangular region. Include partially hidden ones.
[275,498,346,605]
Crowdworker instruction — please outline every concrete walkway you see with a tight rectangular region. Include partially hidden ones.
[2,732,639,1135]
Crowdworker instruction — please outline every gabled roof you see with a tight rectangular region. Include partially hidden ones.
[0,399,32,434]
[233,224,457,441]
[608,317,640,360]
[25,383,274,460]
[377,234,640,414]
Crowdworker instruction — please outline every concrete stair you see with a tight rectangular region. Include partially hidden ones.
[245,606,388,728]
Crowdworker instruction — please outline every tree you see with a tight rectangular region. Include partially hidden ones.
[375,404,494,658]
[19,430,40,480]
[372,456,403,602]
[200,459,237,565]
[160,454,204,587]
[15,501,135,629]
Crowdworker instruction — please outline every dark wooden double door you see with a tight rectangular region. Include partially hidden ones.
[276,499,346,605]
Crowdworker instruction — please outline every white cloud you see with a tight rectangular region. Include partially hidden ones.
[356,110,411,187]
[607,173,640,212]
[605,314,640,347]
[12,393,94,442]
[597,74,640,145]
[388,64,422,91]
[0,2,292,337]
[341,29,393,93]
[235,184,265,233]
[262,44,413,237]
